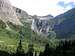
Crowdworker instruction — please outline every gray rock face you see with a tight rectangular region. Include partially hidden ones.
[0,0,22,26]
[31,15,54,35]
[13,7,33,24]
[13,7,29,18]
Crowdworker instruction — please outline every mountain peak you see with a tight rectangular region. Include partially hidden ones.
[54,8,75,39]
[0,0,23,26]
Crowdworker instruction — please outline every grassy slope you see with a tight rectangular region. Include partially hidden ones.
[0,16,59,53]
[0,25,45,53]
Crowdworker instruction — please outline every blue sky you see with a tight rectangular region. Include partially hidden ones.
[9,0,75,16]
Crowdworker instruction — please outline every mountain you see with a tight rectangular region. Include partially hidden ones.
[0,0,22,26]
[0,0,59,52]
[0,0,55,38]
[53,8,75,39]
[31,15,54,36]
[1,0,75,40]
[0,1,32,31]
[0,0,33,39]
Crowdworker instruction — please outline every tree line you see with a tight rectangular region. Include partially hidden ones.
[0,39,75,56]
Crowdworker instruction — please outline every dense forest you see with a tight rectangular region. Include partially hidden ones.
[0,39,75,56]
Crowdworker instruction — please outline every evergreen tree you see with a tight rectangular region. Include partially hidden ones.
[16,40,24,56]
[27,44,34,56]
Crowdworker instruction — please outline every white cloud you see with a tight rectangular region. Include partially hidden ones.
[9,0,75,16]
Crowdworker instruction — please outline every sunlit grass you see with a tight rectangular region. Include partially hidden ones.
[0,35,44,53]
